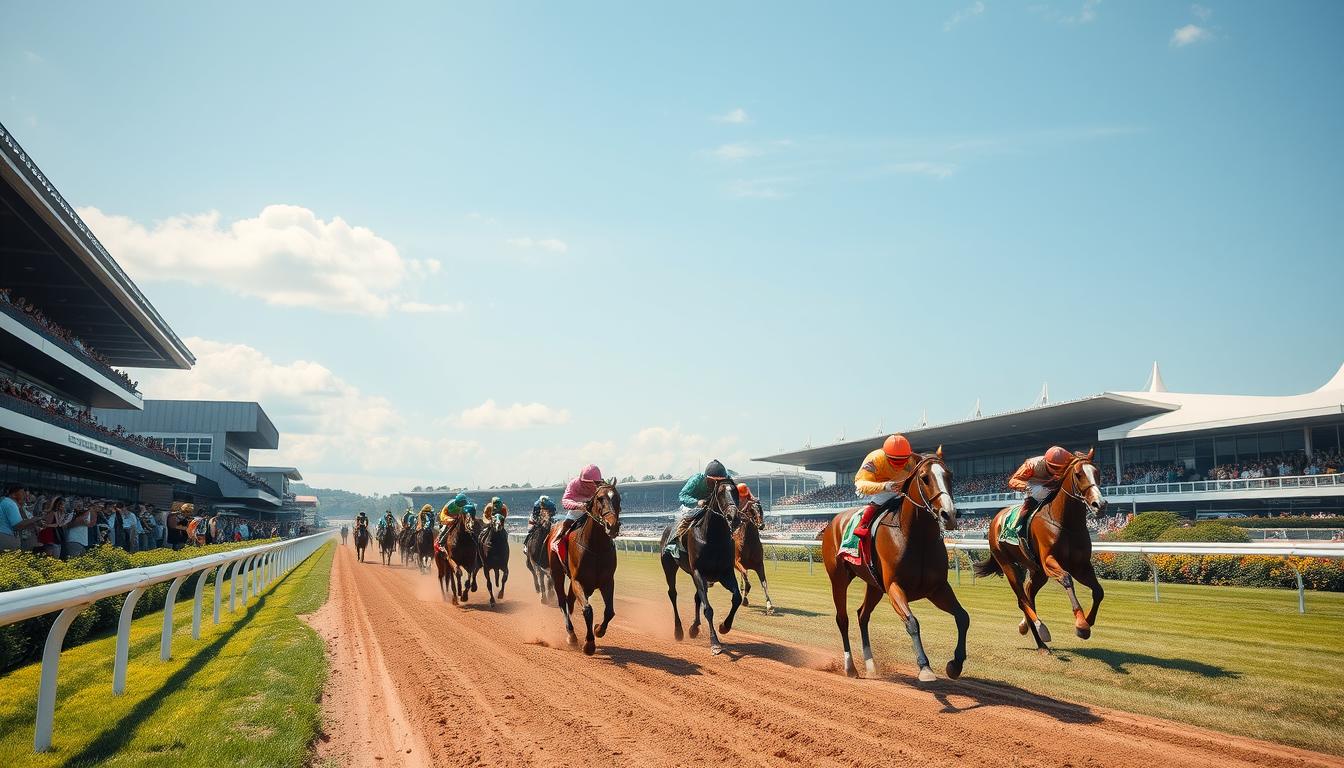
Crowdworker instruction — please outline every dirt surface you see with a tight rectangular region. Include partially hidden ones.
[308,542,1343,768]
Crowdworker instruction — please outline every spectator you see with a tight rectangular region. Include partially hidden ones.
[0,484,38,551]
[63,498,93,559]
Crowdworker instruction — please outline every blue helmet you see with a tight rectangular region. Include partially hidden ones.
[454,492,468,504]
[465,502,477,514]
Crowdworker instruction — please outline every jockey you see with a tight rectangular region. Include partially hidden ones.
[437,493,471,547]
[735,483,756,528]
[552,464,603,562]
[416,503,434,531]
[381,510,396,533]
[1007,446,1073,539]
[483,496,509,528]
[530,495,557,529]
[669,459,739,549]
[852,434,916,571]
[402,508,415,530]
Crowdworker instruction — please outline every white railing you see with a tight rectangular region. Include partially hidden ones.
[611,536,1344,615]
[0,531,335,752]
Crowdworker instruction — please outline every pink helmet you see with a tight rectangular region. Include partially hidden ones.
[580,464,603,483]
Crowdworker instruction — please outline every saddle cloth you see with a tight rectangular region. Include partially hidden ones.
[999,504,1026,546]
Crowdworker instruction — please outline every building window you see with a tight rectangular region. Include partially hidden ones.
[154,436,213,462]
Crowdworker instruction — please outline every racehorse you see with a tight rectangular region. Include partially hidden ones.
[524,510,555,603]
[353,523,370,562]
[819,448,969,682]
[547,479,621,655]
[477,514,510,606]
[415,525,435,574]
[973,448,1106,652]
[435,514,480,604]
[377,521,397,566]
[659,479,743,655]
[340,525,348,545]
[398,526,415,565]
[733,496,775,615]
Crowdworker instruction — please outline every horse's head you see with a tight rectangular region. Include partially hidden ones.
[741,497,764,530]
[907,446,958,530]
[709,479,740,526]
[1062,447,1107,518]
[589,479,622,537]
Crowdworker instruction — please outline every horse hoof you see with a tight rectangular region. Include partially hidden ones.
[946,659,964,679]
[567,633,579,646]
[742,597,750,606]
[583,641,596,656]
[718,622,731,635]
[689,625,700,639]
[1035,622,1052,643]
[917,667,937,683]
[1017,619,1029,636]
[845,663,858,678]
[765,604,775,616]
[595,625,607,639]
[489,597,496,607]
[1076,626,1091,640]
[1036,646,1052,656]
[864,660,877,677]
[674,628,684,641]
[710,644,723,656]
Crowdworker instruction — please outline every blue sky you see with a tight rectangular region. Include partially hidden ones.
[3,1,1342,493]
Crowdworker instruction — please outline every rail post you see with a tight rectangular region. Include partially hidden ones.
[35,604,88,752]
[229,557,241,612]
[1143,555,1160,602]
[212,563,226,625]
[191,566,210,640]
[160,574,188,660]
[954,550,961,585]
[1289,560,1306,614]
[807,547,813,576]
[113,587,144,695]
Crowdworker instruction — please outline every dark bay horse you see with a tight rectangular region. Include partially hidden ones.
[353,523,370,562]
[974,448,1106,651]
[416,525,435,574]
[398,525,415,565]
[477,515,510,606]
[660,480,742,655]
[435,515,480,604]
[378,522,397,566]
[524,513,554,603]
[547,480,621,655]
[732,498,774,614]
[820,449,969,682]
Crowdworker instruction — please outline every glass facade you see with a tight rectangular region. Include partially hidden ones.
[154,436,213,462]
[0,460,138,501]
[1119,427,1310,476]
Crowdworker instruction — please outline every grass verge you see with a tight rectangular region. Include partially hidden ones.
[0,542,334,767]
[612,547,1344,755]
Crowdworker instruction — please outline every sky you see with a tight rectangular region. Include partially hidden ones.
[3,1,1342,494]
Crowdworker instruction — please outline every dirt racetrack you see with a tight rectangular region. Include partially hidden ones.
[307,542,1342,768]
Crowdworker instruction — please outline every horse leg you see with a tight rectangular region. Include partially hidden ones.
[829,564,858,677]
[884,582,935,682]
[574,586,596,656]
[552,569,578,646]
[736,561,751,606]
[690,585,703,640]
[756,564,775,615]
[595,577,615,639]
[1073,560,1104,637]
[694,572,722,655]
[1001,559,1050,651]
[716,573,743,636]
[662,553,685,641]
[1022,567,1053,644]
[855,583,884,677]
[499,565,508,600]
[927,581,971,679]
[483,566,496,607]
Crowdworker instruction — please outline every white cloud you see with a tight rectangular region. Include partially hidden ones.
[505,236,569,253]
[23,50,44,65]
[457,400,571,430]
[1171,23,1212,46]
[79,204,447,315]
[882,161,957,179]
[1191,3,1212,21]
[1032,0,1099,25]
[944,1,985,31]
[709,139,793,162]
[133,338,482,493]
[713,108,750,124]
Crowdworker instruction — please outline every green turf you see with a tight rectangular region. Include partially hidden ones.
[0,542,334,768]
[611,548,1344,756]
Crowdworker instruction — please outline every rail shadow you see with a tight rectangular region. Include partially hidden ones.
[917,678,1102,725]
[455,599,528,615]
[598,645,702,677]
[720,639,818,667]
[754,605,824,618]
[1064,647,1240,679]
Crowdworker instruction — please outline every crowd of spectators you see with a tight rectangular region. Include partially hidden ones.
[0,288,139,393]
[775,484,858,506]
[0,484,282,557]
[220,458,280,495]
[0,373,185,464]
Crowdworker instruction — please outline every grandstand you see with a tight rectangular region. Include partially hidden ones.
[399,471,825,532]
[757,362,1344,533]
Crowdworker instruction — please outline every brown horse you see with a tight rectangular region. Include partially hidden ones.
[732,498,774,614]
[973,448,1106,651]
[435,515,480,605]
[547,480,621,655]
[820,449,969,681]
[353,523,370,562]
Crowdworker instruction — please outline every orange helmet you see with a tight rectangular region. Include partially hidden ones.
[883,434,913,463]
[736,483,751,499]
[1045,446,1072,473]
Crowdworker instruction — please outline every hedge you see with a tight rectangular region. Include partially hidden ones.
[1227,516,1344,529]
[0,540,277,672]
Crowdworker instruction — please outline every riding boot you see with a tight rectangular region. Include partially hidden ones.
[552,518,575,562]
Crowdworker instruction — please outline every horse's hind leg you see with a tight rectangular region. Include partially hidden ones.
[927,581,971,679]
[574,587,596,656]
[736,561,751,606]
[856,584,883,677]
[483,567,497,607]
[829,564,858,677]
[595,577,615,639]
[1063,558,1103,639]
[694,573,722,655]
[1003,562,1050,650]
[884,581,936,682]
[499,566,508,600]
[662,553,684,641]
[756,565,774,615]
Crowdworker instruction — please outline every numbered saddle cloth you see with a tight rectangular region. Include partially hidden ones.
[838,508,863,559]
[999,504,1025,546]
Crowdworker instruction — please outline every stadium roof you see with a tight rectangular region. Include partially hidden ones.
[251,466,303,480]
[0,121,193,369]
[756,393,1177,471]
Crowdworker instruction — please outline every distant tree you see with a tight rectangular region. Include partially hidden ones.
[522,482,532,488]
[412,485,423,492]
[622,475,636,483]
[509,483,519,489]
[642,474,655,482]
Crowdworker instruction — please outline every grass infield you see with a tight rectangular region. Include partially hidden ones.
[610,547,1344,756]
[0,542,334,768]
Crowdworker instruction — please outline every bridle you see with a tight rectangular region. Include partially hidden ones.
[584,482,620,535]
[901,456,953,519]
[705,480,739,524]
[1057,457,1101,517]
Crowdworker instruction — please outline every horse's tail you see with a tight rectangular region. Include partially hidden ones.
[972,555,1003,578]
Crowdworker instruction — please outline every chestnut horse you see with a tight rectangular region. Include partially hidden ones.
[820,449,969,681]
[732,497,774,614]
[547,479,621,655]
[435,515,480,604]
[973,449,1106,651]
[659,480,742,655]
